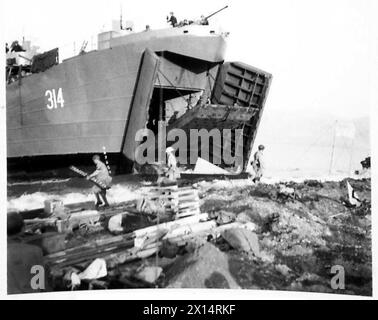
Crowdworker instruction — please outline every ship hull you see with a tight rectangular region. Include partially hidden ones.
[7,28,226,159]
[6,26,272,174]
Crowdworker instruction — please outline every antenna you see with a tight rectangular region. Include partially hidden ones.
[22,25,25,44]
[120,2,123,30]
[329,120,337,175]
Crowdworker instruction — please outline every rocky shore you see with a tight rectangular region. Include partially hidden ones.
[7,176,372,296]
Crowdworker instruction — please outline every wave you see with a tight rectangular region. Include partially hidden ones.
[7,178,71,187]
[7,183,149,212]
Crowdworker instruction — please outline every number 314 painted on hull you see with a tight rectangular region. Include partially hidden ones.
[45,88,64,109]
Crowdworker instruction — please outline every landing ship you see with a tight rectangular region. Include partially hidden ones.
[6,22,272,175]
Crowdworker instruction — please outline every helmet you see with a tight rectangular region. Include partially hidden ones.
[258,145,265,150]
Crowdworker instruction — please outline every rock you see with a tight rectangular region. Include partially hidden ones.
[261,212,280,233]
[275,264,292,276]
[135,266,163,284]
[306,284,334,293]
[160,240,179,259]
[279,184,295,196]
[184,237,208,254]
[241,222,257,232]
[211,210,236,225]
[296,272,323,283]
[236,212,252,223]
[204,272,230,288]
[165,243,240,289]
[24,232,66,254]
[195,177,372,295]
[156,257,177,269]
[259,250,275,263]
[221,228,260,257]
[108,213,124,233]
[304,180,324,188]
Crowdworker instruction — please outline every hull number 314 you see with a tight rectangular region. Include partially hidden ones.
[45,88,64,109]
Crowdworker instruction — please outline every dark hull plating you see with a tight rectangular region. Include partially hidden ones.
[6,26,271,174]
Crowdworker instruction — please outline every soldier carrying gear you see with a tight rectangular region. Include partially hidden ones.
[87,154,112,208]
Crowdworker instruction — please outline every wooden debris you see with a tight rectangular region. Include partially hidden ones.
[44,199,64,216]
[144,185,201,219]
[45,214,210,267]
[39,186,252,289]
[176,188,201,218]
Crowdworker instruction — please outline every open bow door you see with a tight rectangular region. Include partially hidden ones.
[121,49,160,169]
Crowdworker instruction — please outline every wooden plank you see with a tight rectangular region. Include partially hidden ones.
[133,213,209,237]
[177,186,195,191]
[149,193,177,199]
[45,239,135,266]
[177,189,198,196]
[178,202,200,211]
[177,208,201,215]
[149,192,177,197]
[45,233,135,260]
[48,219,252,268]
[176,210,201,218]
[177,206,200,213]
[150,186,178,193]
[176,213,200,219]
[178,196,199,203]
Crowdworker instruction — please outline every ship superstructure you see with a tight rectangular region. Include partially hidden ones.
[6,24,272,174]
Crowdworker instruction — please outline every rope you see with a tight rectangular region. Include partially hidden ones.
[102,146,112,175]
[296,122,334,163]
[296,120,360,170]
[158,67,213,107]
[157,70,190,105]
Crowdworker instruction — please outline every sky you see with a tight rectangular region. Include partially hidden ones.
[3,0,375,120]
[1,0,377,176]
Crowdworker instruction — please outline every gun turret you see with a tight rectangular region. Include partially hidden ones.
[204,5,228,20]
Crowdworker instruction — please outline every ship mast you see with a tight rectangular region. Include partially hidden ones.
[120,2,123,30]
[328,120,337,175]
